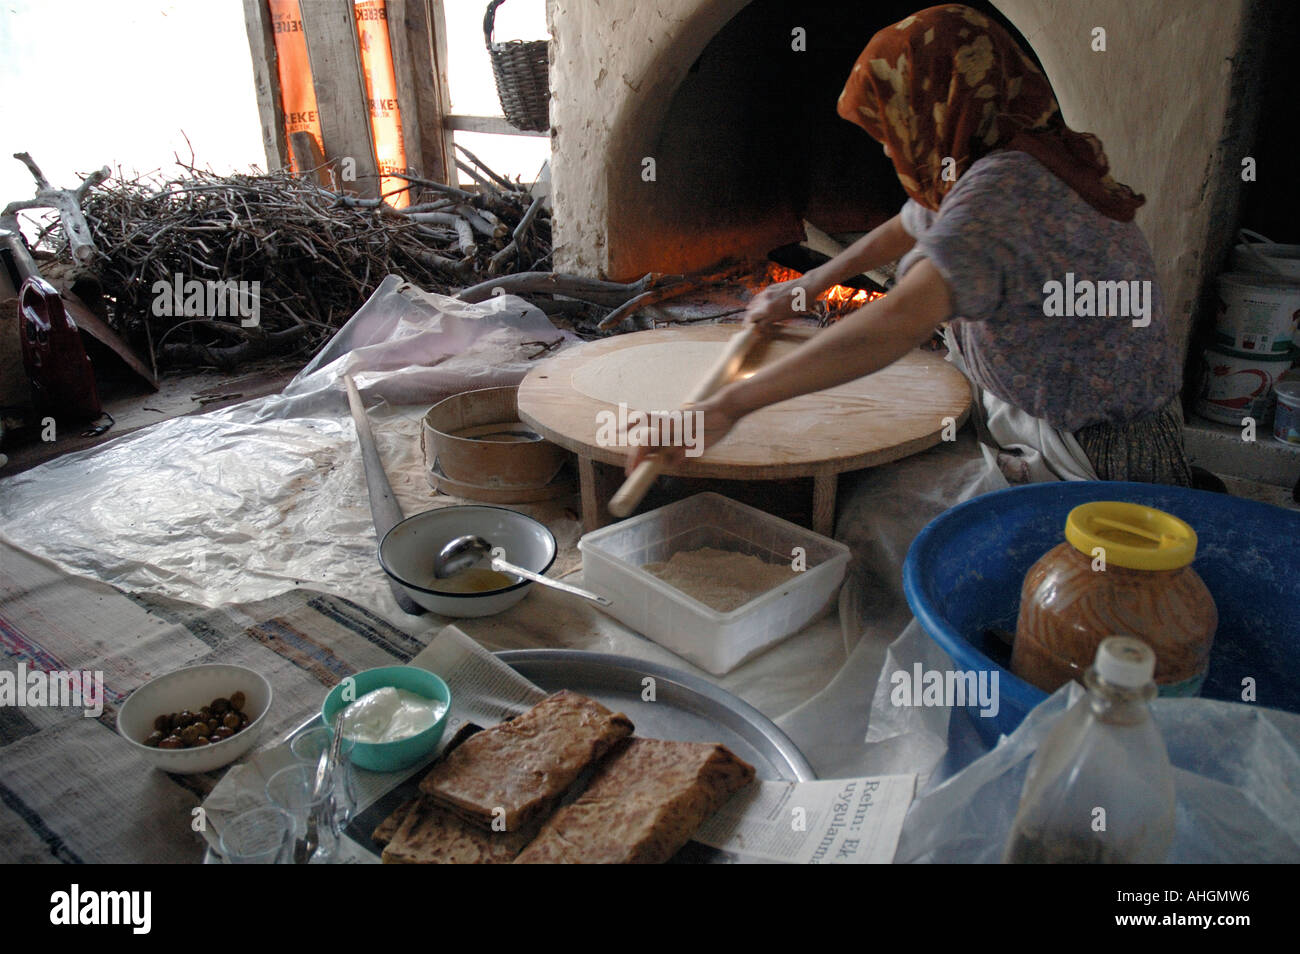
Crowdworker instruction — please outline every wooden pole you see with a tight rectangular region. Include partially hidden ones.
[241,0,289,172]
[426,0,459,189]
[388,0,455,185]
[607,324,762,518]
[301,1,381,198]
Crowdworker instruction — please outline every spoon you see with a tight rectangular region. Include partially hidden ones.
[433,535,612,607]
[298,710,344,864]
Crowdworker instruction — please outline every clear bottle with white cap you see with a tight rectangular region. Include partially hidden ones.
[1003,636,1176,863]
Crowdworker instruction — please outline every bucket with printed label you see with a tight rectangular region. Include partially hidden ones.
[1194,344,1295,425]
[1273,378,1300,445]
[1213,272,1300,354]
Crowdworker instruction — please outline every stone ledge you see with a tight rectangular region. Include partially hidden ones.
[1184,415,1300,487]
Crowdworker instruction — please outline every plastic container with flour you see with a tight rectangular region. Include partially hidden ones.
[579,492,850,674]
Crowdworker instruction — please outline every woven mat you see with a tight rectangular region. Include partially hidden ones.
[0,540,426,863]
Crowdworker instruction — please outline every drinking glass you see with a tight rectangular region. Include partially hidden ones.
[265,763,342,863]
[218,807,294,864]
[290,725,359,829]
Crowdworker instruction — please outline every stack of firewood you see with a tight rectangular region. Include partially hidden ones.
[23,148,754,374]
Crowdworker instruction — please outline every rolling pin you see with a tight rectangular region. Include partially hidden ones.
[344,374,425,616]
[607,324,762,518]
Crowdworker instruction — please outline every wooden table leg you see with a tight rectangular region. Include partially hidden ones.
[812,473,837,538]
[578,455,615,533]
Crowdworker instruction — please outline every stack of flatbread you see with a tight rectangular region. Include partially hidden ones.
[375,690,755,864]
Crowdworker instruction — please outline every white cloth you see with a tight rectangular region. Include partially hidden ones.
[943,326,1098,483]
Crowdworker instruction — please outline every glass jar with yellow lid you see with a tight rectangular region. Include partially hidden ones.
[1012,501,1218,695]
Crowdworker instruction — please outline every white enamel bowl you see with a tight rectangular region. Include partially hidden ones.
[117,663,273,774]
[378,505,557,618]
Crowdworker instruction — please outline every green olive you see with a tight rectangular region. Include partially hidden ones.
[192,736,210,746]
[229,691,246,711]
[223,712,241,730]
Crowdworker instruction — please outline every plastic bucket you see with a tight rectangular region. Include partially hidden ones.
[1194,344,1295,425]
[1230,229,1300,280]
[1213,272,1300,354]
[903,481,1300,744]
[1273,379,1300,445]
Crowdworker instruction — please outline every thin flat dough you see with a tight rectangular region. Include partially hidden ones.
[570,340,796,412]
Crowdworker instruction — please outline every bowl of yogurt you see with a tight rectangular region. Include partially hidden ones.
[321,666,451,772]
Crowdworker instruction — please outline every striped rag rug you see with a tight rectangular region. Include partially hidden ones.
[0,540,427,863]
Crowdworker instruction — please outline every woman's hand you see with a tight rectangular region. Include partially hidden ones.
[743,279,814,329]
[624,392,742,474]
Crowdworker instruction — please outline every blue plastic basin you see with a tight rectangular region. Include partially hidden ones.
[903,481,1300,745]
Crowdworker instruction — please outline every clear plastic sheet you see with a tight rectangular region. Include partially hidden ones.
[894,682,1300,863]
[0,277,585,608]
[3,279,1295,860]
[0,277,865,729]
[775,433,1007,783]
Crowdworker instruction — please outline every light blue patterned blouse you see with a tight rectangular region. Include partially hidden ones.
[897,150,1180,432]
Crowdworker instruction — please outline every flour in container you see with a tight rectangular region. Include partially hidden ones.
[640,547,797,612]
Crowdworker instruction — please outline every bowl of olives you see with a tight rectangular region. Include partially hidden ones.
[116,664,273,774]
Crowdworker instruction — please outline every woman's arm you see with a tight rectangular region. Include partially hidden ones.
[627,257,953,471]
[744,214,917,326]
[801,213,916,296]
[726,257,949,412]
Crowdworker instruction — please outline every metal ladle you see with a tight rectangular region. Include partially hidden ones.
[433,535,612,607]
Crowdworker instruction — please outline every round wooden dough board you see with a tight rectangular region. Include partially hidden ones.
[517,325,972,480]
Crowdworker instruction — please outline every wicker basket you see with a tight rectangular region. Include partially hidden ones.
[484,0,550,132]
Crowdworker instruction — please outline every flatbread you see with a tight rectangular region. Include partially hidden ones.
[418,690,634,832]
[371,798,420,846]
[381,797,533,864]
[513,738,756,864]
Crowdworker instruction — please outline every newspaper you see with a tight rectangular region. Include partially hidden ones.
[695,776,916,864]
[201,625,916,864]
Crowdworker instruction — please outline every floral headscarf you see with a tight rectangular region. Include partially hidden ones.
[837,4,1144,221]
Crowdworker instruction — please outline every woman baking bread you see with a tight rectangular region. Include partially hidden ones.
[629,3,1192,486]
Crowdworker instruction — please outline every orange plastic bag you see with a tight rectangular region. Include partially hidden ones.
[353,0,409,208]
[268,0,326,177]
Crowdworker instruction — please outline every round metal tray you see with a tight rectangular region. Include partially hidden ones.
[496,649,815,780]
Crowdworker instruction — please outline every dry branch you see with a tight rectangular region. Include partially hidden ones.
[30,157,553,372]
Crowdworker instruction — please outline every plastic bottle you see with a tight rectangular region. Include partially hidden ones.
[1003,636,1176,863]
